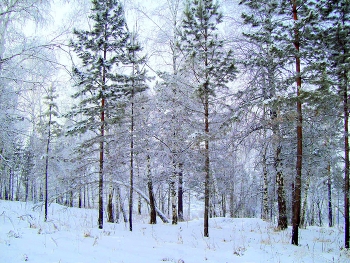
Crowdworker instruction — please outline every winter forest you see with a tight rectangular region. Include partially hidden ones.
[1,0,350,261]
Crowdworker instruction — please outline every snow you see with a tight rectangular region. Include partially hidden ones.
[0,200,349,263]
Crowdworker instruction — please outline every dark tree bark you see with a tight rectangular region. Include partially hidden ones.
[138,195,142,215]
[221,194,226,217]
[98,50,106,230]
[327,164,333,227]
[229,182,235,218]
[78,190,82,208]
[204,84,210,237]
[178,163,184,222]
[343,71,349,248]
[147,154,157,224]
[129,87,134,232]
[171,157,178,225]
[291,0,303,246]
[107,185,114,223]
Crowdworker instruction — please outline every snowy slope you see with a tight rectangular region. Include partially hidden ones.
[0,200,348,263]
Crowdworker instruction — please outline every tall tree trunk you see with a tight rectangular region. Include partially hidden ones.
[343,71,349,248]
[98,42,107,229]
[171,13,180,224]
[98,93,105,229]
[204,88,210,237]
[44,103,52,222]
[129,53,135,231]
[147,154,157,224]
[292,0,303,246]
[129,96,134,231]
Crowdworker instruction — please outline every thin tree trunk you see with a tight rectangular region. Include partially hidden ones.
[98,97,105,229]
[69,190,73,207]
[115,188,120,223]
[310,201,315,226]
[221,194,226,217]
[15,173,20,201]
[204,88,210,237]
[316,200,323,226]
[168,184,171,217]
[24,174,29,202]
[137,165,141,215]
[230,181,234,218]
[87,183,91,209]
[129,49,135,231]
[262,145,269,221]
[78,190,82,208]
[178,163,184,222]
[343,71,349,248]
[116,186,128,223]
[327,164,333,227]
[129,101,134,231]
[171,158,178,225]
[138,195,142,215]
[98,41,107,229]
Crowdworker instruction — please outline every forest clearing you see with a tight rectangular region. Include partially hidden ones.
[0,200,348,263]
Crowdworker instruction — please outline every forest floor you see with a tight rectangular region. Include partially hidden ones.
[0,200,349,263]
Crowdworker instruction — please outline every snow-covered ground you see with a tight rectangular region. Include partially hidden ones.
[0,200,348,263]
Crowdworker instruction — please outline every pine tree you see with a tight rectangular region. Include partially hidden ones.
[68,0,130,229]
[180,0,237,237]
[41,85,61,222]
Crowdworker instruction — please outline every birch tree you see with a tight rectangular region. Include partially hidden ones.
[69,0,130,229]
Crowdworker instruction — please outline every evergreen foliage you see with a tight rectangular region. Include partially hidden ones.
[68,0,131,134]
[180,0,237,237]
